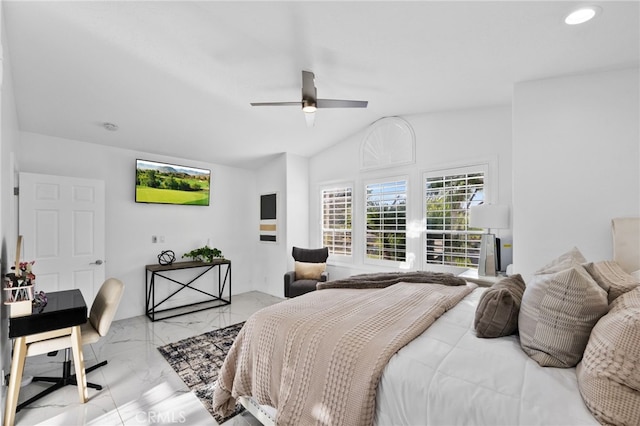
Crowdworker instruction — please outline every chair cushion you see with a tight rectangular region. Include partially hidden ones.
[577,287,640,425]
[519,264,608,367]
[295,261,326,280]
[474,274,525,338]
[81,321,102,345]
[25,321,98,356]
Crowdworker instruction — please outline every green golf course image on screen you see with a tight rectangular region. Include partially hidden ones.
[135,159,211,206]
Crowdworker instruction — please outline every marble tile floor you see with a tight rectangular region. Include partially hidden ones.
[11,291,284,426]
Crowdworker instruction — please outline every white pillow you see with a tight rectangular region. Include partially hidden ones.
[535,246,586,275]
[519,264,608,368]
[577,287,640,425]
[583,260,640,304]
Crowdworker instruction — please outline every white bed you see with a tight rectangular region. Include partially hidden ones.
[221,217,639,426]
[236,287,598,426]
[376,287,598,425]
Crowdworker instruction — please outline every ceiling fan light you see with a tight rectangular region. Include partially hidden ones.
[302,100,317,113]
[304,111,316,127]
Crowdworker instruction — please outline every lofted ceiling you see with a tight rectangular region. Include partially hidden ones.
[4,1,639,169]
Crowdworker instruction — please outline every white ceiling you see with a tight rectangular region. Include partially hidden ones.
[4,1,639,169]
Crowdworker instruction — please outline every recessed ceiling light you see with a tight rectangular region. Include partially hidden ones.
[565,6,601,25]
[103,122,119,131]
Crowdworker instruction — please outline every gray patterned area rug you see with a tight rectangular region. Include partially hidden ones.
[157,322,245,424]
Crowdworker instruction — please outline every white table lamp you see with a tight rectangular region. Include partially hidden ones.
[469,204,510,276]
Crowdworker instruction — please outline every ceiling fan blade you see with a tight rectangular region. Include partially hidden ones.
[316,99,368,108]
[251,71,367,127]
[250,101,301,107]
[301,71,316,100]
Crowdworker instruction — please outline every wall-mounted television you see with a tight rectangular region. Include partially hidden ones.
[135,159,211,206]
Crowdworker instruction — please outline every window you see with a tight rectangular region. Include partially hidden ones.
[321,186,353,256]
[365,179,407,262]
[424,167,485,268]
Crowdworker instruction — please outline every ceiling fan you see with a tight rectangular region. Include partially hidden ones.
[250,70,368,127]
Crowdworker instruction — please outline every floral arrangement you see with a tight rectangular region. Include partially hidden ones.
[4,260,42,306]
[6,260,36,287]
[18,261,36,282]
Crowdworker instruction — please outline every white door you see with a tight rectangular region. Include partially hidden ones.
[19,172,105,307]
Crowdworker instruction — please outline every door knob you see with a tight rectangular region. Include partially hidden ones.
[91,259,104,265]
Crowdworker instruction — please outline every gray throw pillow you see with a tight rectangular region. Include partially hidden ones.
[519,265,608,368]
[474,274,526,338]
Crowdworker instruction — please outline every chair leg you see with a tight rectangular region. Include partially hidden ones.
[18,350,109,411]
[17,351,73,412]
[31,375,64,384]
[85,360,108,374]
[70,360,108,390]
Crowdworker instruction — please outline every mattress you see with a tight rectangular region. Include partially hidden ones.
[375,287,598,425]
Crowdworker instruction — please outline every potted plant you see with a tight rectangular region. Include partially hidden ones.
[182,245,223,263]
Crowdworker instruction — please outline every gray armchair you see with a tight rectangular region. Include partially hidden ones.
[284,247,329,298]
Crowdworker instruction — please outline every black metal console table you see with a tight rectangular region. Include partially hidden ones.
[145,259,231,321]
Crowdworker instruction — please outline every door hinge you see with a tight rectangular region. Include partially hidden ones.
[13,187,18,196]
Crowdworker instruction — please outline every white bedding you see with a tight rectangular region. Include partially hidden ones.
[240,286,598,426]
[375,287,598,426]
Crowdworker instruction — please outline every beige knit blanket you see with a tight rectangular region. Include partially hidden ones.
[212,281,476,426]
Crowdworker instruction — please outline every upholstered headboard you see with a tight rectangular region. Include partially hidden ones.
[612,217,640,273]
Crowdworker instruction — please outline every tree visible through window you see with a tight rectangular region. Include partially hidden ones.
[366,180,407,262]
[321,186,352,256]
[425,170,485,268]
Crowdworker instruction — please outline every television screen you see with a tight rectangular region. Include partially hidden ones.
[135,159,211,206]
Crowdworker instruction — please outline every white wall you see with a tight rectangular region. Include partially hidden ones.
[285,153,310,268]
[253,154,288,297]
[309,106,513,279]
[16,132,257,319]
[1,6,21,416]
[513,68,640,279]
[250,152,312,298]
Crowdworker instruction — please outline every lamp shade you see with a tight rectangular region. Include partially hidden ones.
[469,204,510,230]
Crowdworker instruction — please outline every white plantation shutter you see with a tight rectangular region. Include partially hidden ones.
[321,186,352,256]
[424,168,486,268]
[365,179,407,262]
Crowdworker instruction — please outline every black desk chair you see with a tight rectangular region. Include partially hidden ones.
[284,247,329,298]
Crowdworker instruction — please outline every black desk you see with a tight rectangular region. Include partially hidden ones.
[4,289,89,426]
[145,259,231,321]
[9,290,87,337]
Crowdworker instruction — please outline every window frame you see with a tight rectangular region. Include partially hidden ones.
[363,176,409,267]
[320,183,354,262]
[422,163,490,270]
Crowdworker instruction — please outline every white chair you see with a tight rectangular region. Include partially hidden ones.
[17,278,124,411]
